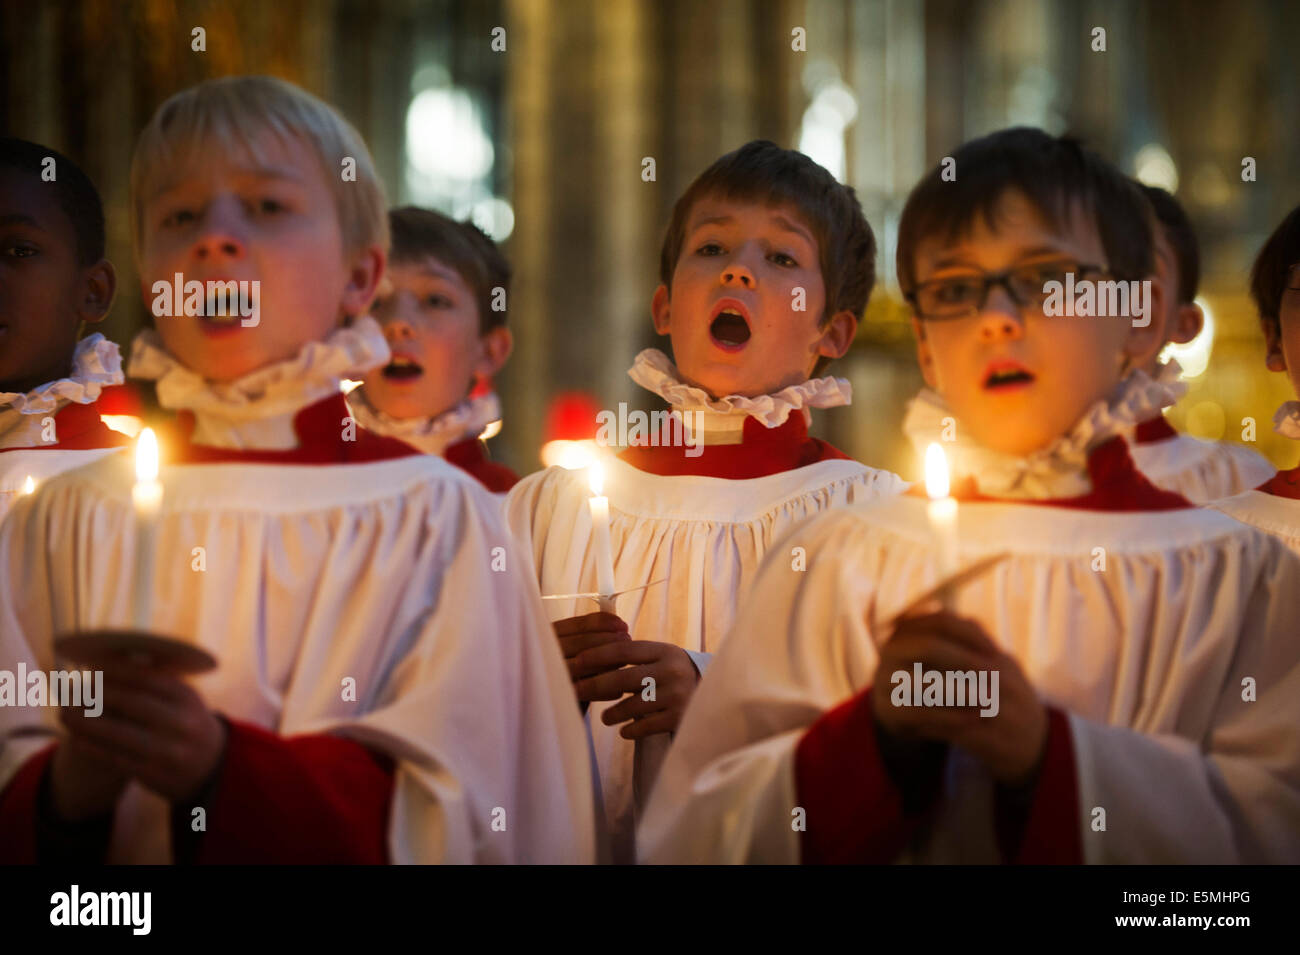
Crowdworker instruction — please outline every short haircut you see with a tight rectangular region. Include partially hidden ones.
[0,137,105,265]
[389,206,511,333]
[896,127,1154,293]
[1142,184,1200,304]
[1250,203,1300,337]
[659,139,877,327]
[130,75,387,260]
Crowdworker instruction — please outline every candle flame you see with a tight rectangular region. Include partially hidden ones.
[924,442,950,500]
[22,475,35,495]
[136,427,160,484]
[588,460,605,497]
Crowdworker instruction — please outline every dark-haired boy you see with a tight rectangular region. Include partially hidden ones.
[348,206,518,491]
[1213,204,1300,551]
[506,140,904,861]
[642,127,1300,864]
[1126,185,1274,502]
[0,138,132,522]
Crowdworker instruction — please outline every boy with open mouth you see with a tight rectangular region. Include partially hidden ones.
[506,140,904,861]
[346,206,517,492]
[0,76,593,865]
[0,138,134,524]
[640,128,1300,864]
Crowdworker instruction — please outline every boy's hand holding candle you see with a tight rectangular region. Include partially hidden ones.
[873,610,1048,787]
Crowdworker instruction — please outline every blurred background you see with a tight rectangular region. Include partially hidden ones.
[4,0,1298,478]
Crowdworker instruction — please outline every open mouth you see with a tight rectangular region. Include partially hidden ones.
[382,355,424,381]
[983,361,1036,391]
[709,302,752,350]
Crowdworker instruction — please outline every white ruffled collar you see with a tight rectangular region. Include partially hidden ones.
[128,316,390,450]
[1274,401,1300,440]
[903,364,1185,499]
[347,388,501,456]
[627,348,851,442]
[0,334,124,448]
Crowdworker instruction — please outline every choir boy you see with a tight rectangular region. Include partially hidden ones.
[640,129,1300,864]
[348,206,517,491]
[1126,184,1273,502]
[0,76,593,864]
[0,138,132,523]
[506,140,905,861]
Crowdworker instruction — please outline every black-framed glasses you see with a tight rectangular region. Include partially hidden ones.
[906,259,1109,320]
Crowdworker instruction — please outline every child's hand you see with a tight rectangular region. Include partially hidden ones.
[60,660,227,804]
[553,612,631,684]
[872,610,1048,786]
[577,640,700,740]
[48,735,129,821]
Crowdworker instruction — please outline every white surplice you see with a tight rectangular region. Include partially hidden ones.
[1130,433,1275,504]
[505,350,906,862]
[0,318,594,864]
[1211,400,1300,554]
[1124,361,1274,504]
[0,334,127,524]
[640,377,1300,864]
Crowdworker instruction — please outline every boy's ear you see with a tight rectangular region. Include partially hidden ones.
[815,309,858,360]
[910,313,939,390]
[1170,301,1204,345]
[1122,278,1168,371]
[651,284,671,335]
[77,259,117,326]
[475,326,513,380]
[1263,317,1287,372]
[340,245,386,317]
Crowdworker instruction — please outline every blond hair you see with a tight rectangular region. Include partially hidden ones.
[130,75,388,260]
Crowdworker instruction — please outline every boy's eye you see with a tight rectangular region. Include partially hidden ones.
[932,278,982,304]
[695,242,725,256]
[425,294,453,309]
[3,244,38,259]
[258,198,286,215]
[769,252,798,267]
[162,209,196,228]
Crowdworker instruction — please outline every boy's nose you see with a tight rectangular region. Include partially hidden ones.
[720,263,755,288]
[377,308,416,341]
[976,287,1026,340]
[191,212,246,262]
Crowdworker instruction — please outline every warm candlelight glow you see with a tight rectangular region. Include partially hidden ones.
[22,475,35,495]
[924,442,950,500]
[136,428,160,485]
[540,438,598,470]
[588,460,605,497]
[340,378,364,395]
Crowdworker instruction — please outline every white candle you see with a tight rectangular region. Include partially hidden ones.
[132,428,164,631]
[587,462,617,613]
[21,475,35,495]
[924,442,958,609]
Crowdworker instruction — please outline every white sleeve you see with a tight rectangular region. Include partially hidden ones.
[638,514,879,863]
[1068,542,1300,863]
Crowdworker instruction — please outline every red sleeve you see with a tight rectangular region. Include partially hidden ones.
[794,688,942,864]
[995,706,1083,864]
[196,719,396,864]
[0,744,57,864]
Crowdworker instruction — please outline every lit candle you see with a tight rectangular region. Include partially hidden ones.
[924,442,959,609]
[21,475,35,495]
[132,428,164,631]
[587,461,617,613]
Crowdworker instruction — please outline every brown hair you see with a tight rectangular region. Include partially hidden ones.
[659,140,876,375]
[388,206,511,333]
